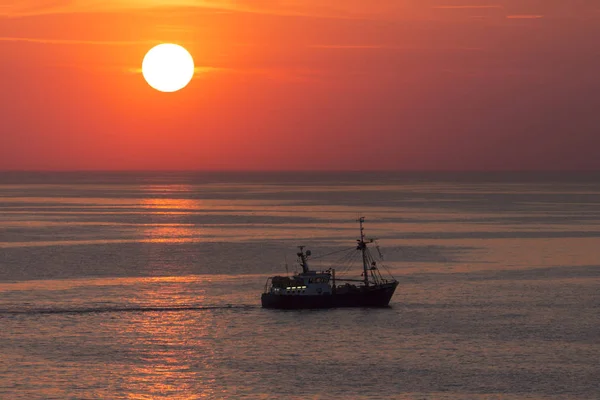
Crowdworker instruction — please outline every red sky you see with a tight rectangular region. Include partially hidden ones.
[1,0,599,171]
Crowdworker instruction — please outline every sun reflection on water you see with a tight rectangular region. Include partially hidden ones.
[107,281,223,399]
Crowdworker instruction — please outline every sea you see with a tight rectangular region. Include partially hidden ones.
[0,171,598,399]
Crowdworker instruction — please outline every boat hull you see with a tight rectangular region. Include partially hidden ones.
[261,281,398,309]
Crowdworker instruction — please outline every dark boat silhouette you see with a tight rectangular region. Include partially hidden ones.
[261,217,398,309]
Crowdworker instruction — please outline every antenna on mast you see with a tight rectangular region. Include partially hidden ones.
[359,216,365,242]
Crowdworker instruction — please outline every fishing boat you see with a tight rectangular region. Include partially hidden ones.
[261,217,398,309]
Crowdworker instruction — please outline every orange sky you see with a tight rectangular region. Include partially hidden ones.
[1,0,599,171]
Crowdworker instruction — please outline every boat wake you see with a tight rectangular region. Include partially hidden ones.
[0,304,258,316]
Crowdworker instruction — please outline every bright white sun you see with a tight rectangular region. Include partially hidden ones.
[142,44,194,92]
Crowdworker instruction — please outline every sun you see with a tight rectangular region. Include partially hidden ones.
[142,44,195,93]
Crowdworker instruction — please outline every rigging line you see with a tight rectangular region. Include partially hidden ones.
[374,248,395,280]
[340,249,359,275]
[319,247,355,278]
[369,246,395,280]
[343,257,356,274]
[374,240,387,261]
[375,246,396,279]
[336,255,349,272]
[334,248,353,261]
[380,262,396,280]
[338,248,357,263]
[336,252,353,277]
[344,247,358,265]
[333,249,356,270]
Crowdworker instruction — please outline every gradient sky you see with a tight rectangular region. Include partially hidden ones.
[1,0,599,171]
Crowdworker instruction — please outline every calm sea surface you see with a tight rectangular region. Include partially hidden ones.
[0,172,598,399]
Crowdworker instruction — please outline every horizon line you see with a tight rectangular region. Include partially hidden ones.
[1,169,599,174]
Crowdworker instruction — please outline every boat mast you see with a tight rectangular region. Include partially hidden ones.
[358,217,370,286]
